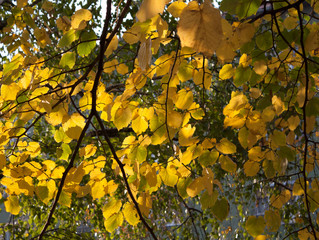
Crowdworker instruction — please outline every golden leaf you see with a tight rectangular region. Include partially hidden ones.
[216,138,236,154]
[167,1,187,18]
[177,0,223,56]
[219,64,235,80]
[136,0,167,22]
[71,9,92,30]
[138,37,152,70]
[4,195,21,215]
[123,203,140,226]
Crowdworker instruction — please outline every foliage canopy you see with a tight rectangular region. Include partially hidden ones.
[0,0,319,239]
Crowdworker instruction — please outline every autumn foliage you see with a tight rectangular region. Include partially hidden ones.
[0,0,319,239]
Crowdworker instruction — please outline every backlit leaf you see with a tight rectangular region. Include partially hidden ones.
[167,1,187,18]
[77,31,97,56]
[59,52,76,69]
[71,9,92,30]
[4,195,21,215]
[177,0,223,56]
[136,0,167,22]
[219,64,235,80]
[123,203,140,226]
[104,212,123,233]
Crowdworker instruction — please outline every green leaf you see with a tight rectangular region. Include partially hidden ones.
[58,29,78,48]
[277,146,295,161]
[199,150,219,167]
[220,0,262,19]
[256,31,273,51]
[136,145,147,163]
[59,52,76,69]
[219,155,237,173]
[306,97,319,116]
[59,190,71,207]
[245,216,265,237]
[104,212,123,233]
[77,31,97,56]
[211,197,229,221]
[200,189,218,209]
[177,177,192,199]
[234,66,252,87]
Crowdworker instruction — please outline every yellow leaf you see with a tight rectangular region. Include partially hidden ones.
[123,203,140,226]
[0,154,6,170]
[202,168,214,195]
[123,24,140,44]
[244,160,260,176]
[136,0,167,22]
[105,180,118,196]
[245,216,265,237]
[216,41,236,62]
[51,166,64,179]
[79,144,97,159]
[138,37,152,70]
[261,106,275,122]
[265,210,281,232]
[103,59,118,73]
[137,192,152,216]
[105,33,118,57]
[90,179,106,199]
[113,106,132,130]
[1,83,21,101]
[272,95,286,115]
[216,138,236,154]
[219,155,237,173]
[42,0,54,12]
[159,166,178,187]
[167,1,187,18]
[200,189,218,209]
[62,113,86,140]
[250,88,262,99]
[103,198,122,219]
[117,63,129,75]
[56,16,71,32]
[167,111,183,129]
[71,9,92,30]
[219,64,234,80]
[239,53,251,67]
[5,195,21,215]
[178,124,198,146]
[17,0,28,8]
[104,212,123,233]
[54,127,72,143]
[287,115,300,131]
[253,61,267,75]
[292,178,307,196]
[132,115,148,134]
[186,177,204,197]
[248,146,264,162]
[270,190,291,209]
[175,89,193,110]
[177,0,223,56]
[58,190,71,207]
